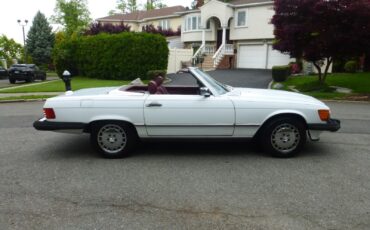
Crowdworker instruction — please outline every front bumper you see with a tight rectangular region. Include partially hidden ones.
[33,118,86,131]
[307,119,341,132]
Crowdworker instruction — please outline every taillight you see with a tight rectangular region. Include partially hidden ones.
[43,108,56,119]
[318,109,330,121]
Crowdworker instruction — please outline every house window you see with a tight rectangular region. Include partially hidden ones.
[206,20,211,29]
[237,11,247,27]
[159,20,170,30]
[192,17,197,30]
[184,15,202,31]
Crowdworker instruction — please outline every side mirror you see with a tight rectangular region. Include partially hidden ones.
[200,87,211,97]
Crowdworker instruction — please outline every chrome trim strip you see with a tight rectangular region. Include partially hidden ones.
[142,124,260,128]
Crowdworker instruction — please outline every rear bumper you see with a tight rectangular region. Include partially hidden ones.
[307,119,341,132]
[33,118,86,131]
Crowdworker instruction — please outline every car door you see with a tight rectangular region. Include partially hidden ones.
[144,94,235,136]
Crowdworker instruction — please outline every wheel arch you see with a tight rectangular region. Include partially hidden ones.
[253,111,308,139]
[84,119,138,137]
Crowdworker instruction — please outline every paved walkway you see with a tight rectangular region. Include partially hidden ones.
[0,92,63,98]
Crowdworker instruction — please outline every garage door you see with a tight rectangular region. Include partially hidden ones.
[238,45,266,69]
[267,45,291,69]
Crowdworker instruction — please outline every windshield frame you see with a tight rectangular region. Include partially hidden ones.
[190,68,231,96]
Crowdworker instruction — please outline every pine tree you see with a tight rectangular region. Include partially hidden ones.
[26,11,54,66]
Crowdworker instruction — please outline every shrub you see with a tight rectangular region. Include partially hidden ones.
[142,25,181,37]
[54,32,169,80]
[272,65,291,82]
[344,60,358,73]
[84,22,131,35]
[147,70,167,80]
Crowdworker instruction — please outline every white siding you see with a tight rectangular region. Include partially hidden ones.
[167,48,193,74]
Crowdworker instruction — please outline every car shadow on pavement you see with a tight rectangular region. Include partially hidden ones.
[135,139,268,159]
[38,135,332,160]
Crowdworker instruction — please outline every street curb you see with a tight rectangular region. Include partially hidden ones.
[322,99,370,104]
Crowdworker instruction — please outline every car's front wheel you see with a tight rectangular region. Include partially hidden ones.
[90,121,137,158]
[261,117,306,158]
[9,78,16,84]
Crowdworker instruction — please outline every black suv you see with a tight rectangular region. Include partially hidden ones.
[8,64,46,84]
[0,66,8,79]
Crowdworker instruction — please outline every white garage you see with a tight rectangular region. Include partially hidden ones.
[237,44,291,69]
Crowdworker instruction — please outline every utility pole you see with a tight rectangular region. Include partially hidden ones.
[17,19,28,63]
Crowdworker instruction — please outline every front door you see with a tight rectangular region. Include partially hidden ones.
[216,29,231,49]
[144,94,235,136]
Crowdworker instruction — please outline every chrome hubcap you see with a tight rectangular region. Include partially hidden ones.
[271,123,300,153]
[97,124,127,154]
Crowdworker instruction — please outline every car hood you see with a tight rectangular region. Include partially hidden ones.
[229,88,328,107]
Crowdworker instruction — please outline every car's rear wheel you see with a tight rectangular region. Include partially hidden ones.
[90,121,137,158]
[9,78,16,84]
[260,117,306,158]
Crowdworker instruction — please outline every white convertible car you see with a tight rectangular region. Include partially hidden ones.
[34,68,340,158]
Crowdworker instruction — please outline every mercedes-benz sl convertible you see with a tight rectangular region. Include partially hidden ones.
[34,68,340,158]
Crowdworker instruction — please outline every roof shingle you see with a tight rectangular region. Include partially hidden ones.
[97,5,186,22]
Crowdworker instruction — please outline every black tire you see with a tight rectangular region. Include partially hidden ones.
[9,78,16,84]
[260,117,306,158]
[90,121,137,158]
[41,75,46,81]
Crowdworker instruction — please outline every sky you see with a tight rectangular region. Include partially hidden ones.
[0,0,193,44]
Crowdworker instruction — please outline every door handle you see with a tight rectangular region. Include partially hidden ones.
[146,102,162,107]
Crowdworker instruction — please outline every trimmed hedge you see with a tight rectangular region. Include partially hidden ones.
[272,65,291,82]
[344,60,357,73]
[54,32,169,80]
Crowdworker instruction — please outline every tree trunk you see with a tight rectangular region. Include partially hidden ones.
[313,61,323,83]
[322,57,333,83]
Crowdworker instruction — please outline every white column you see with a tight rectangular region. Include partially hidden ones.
[222,26,226,47]
[202,29,206,51]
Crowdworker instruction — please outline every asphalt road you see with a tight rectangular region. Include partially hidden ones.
[0,101,370,229]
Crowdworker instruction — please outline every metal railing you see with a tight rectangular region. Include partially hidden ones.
[204,45,216,55]
[192,44,205,66]
[212,44,225,68]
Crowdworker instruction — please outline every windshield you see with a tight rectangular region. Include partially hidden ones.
[193,68,231,95]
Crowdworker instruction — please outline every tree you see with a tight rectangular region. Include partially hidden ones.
[52,0,91,37]
[191,0,204,9]
[0,35,23,66]
[26,11,54,66]
[115,0,138,13]
[145,0,166,10]
[272,0,370,83]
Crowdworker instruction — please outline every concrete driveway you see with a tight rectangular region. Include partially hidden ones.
[167,69,272,88]
[0,101,370,229]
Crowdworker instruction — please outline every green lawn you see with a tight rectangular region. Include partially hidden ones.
[0,77,132,93]
[277,72,370,99]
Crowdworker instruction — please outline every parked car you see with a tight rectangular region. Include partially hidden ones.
[33,67,340,158]
[0,66,8,79]
[8,64,46,83]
